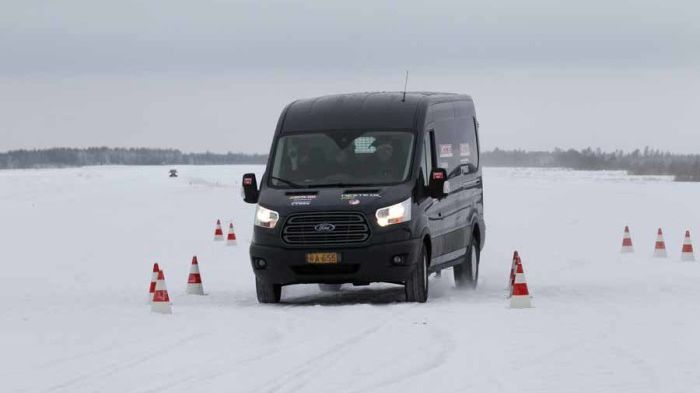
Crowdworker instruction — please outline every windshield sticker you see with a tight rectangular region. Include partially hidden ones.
[439,144,453,157]
[459,143,471,157]
[289,194,317,206]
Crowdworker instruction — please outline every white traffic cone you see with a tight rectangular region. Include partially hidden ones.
[681,230,695,261]
[510,256,532,309]
[621,226,634,253]
[226,223,238,246]
[214,219,224,241]
[148,262,160,303]
[654,228,667,258]
[186,256,205,295]
[151,270,172,314]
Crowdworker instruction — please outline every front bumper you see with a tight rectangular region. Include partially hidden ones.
[249,238,423,285]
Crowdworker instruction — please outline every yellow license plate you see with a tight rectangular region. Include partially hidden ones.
[306,252,340,264]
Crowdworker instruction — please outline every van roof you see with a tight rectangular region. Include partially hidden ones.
[280,91,472,133]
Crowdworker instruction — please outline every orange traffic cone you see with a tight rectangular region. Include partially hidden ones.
[226,223,237,246]
[654,228,667,258]
[621,226,634,253]
[148,262,160,303]
[510,256,532,308]
[151,270,172,314]
[681,230,695,261]
[214,219,224,241]
[186,256,205,295]
[507,251,519,296]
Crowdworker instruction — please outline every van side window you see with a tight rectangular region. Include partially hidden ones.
[453,106,479,169]
[429,103,457,172]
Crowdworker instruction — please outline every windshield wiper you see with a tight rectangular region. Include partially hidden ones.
[269,176,307,188]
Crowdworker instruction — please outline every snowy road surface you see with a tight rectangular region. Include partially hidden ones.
[2,166,700,393]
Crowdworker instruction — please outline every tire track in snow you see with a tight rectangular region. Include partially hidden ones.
[131,288,408,393]
[257,320,393,393]
[610,345,661,393]
[251,304,419,393]
[341,323,456,393]
[32,335,162,371]
[40,333,204,393]
[512,284,662,392]
[131,332,329,393]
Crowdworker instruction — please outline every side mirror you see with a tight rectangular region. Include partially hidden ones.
[242,173,259,204]
[428,168,448,199]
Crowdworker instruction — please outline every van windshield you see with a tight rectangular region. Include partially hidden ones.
[269,130,415,188]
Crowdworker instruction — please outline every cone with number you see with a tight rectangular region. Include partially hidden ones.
[214,219,224,241]
[621,226,634,253]
[151,270,172,314]
[186,256,205,295]
[510,256,532,308]
[148,262,160,303]
[226,223,237,246]
[654,228,667,258]
[681,230,695,261]
[507,251,519,297]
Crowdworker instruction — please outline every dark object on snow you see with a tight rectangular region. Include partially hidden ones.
[169,169,178,178]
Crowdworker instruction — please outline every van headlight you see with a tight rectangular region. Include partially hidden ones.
[375,197,412,227]
[255,205,280,229]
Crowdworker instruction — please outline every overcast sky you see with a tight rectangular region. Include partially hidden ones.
[1,0,699,154]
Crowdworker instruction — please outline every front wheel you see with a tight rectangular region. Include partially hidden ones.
[256,277,282,303]
[454,237,480,289]
[405,245,429,303]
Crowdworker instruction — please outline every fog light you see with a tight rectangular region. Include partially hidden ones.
[391,255,407,266]
[253,258,267,269]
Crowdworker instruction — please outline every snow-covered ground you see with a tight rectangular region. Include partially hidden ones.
[2,165,700,393]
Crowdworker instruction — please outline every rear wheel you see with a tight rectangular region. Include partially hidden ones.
[405,245,429,303]
[256,277,282,303]
[318,284,342,292]
[454,236,480,289]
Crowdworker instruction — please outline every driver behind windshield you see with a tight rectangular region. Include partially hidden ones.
[367,137,404,181]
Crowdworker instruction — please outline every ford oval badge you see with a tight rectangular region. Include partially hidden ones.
[314,223,336,232]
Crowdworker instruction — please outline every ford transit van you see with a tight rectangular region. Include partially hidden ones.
[242,92,485,303]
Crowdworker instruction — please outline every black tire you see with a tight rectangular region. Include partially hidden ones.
[318,284,343,292]
[454,236,480,289]
[405,244,429,303]
[256,277,282,303]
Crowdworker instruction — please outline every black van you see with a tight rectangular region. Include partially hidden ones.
[242,92,485,303]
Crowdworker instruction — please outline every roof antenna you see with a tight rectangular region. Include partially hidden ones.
[402,70,409,102]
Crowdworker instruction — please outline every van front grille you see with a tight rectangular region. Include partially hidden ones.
[282,212,371,245]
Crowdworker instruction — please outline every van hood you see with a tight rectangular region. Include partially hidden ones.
[257,184,413,215]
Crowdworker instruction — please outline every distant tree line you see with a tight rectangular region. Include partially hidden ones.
[0,147,267,169]
[483,147,700,182]
[2,146,699,182]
